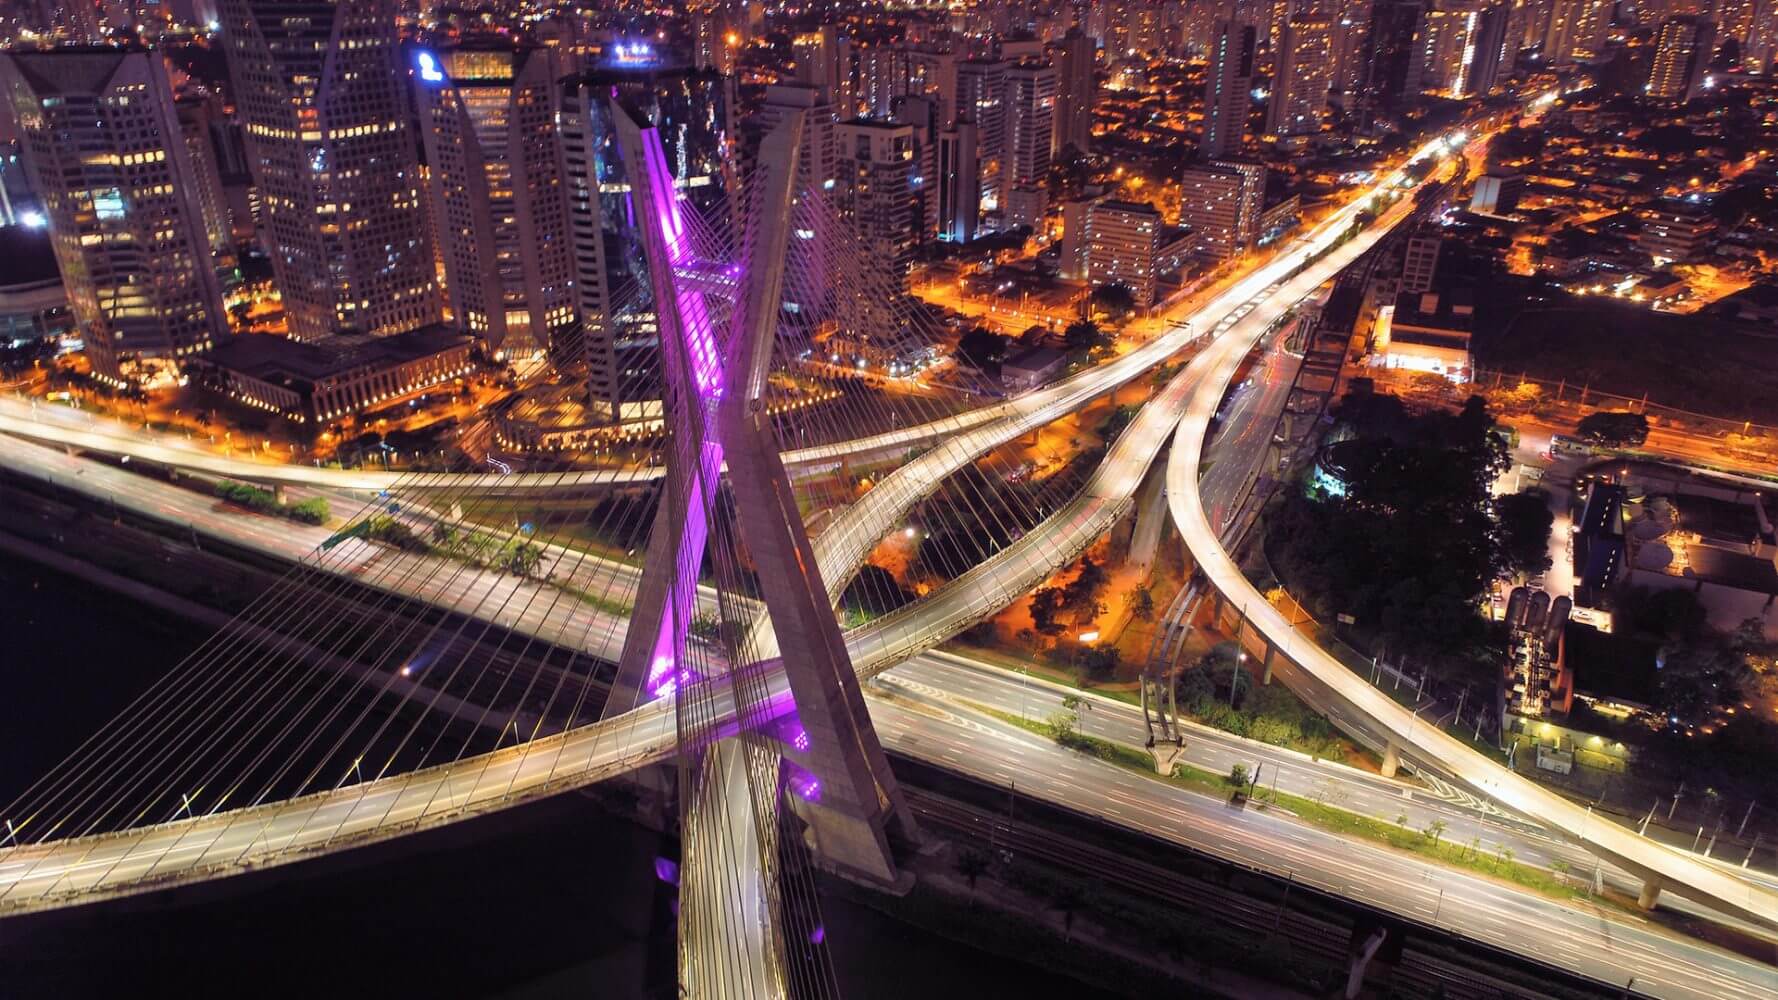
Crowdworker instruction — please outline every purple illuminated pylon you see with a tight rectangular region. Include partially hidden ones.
[632,126,729,700]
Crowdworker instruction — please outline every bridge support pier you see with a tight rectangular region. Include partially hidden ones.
[1126,459,1169,576]
[274,483,288,505]
[1259,642,1276,685]
[1638,877,1663,910]
[1380,741,1401,779]
[1150,741,1185,776]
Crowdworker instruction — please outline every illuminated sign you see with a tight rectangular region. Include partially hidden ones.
[610,40,657,66]
[415,51,444,85]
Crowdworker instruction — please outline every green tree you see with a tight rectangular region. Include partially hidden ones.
[1030,586,1067,635]
[1063,555,1108,615]
[1424,819,1450,848]
[1063,318,1110,351]
[1129,586,1157,623]
[287,496,330,525]
[1576,411,1650,448]
[1228,762,1250,788]
[1090,281,1139,321]
[1494,490,1554,579]
[956,326,1009,372]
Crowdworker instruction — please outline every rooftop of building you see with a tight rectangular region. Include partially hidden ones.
[1092,198,1161,217]
[1389,286,1476,332]
[1003,345,1067,372]
[1565,621,1659,708]
[200,326,471,390]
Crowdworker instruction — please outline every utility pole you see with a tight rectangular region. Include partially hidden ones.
[1738,800,1757,839]
[1669,781,1685,821]
[1639,798,1658,836]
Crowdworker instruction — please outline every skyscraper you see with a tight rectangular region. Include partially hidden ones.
[2,47,230,382]
[1202,19,1257,159]
[1412,0,1511,98]
[902,44,958,125]
[1331,0,1377,101]
[758,82,840,315]
[1086,199,1164,307]
[1646,15,1717,100]
[834,118,918,283]
[1543,0,1611,65]
[955,58,1007,213]
[936,119,980,243]
[560,48,733,423]
[1002,59,1057,229]
[1268,10,1334,137]
[1179,160,1266,259]
[219,0,437,343]
[414,43,576,360]
[1049,29,1095,154]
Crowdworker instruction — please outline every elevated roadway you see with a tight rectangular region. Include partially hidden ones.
[0,118,1536,916]
[1164,234,1778,932]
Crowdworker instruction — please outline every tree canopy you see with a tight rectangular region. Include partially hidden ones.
[1268,391,1511,662]
[1575,411,1650,448]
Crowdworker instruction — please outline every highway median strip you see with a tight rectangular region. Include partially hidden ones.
[963,699,1634,917]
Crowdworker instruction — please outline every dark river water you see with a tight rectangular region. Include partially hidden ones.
[0,556,1110,999]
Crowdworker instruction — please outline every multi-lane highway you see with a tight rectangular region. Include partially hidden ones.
[0,130,1417,917]
[12,99,1760,993]
[866,665,1778,1000]
[1163,200,1778,932]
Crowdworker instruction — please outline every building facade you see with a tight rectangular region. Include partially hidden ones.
[1202,19,1256,159]
[1268,12,1333,137]
[219,0,439,342]
[1001,59,1056,229]
[414,43,575,360]
[3,47,230,382]
[1646,16,1716,101]
[1179,159,1265,259]
[1087,199,1163,307]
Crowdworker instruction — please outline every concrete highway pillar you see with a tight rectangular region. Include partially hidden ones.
[1380,741,1401,779]
[1638,877,1663,910]
[274,483,289,505]
[1126,459,1169,575]
[1260,642,1276,685]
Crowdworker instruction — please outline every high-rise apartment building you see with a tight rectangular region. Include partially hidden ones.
[1086,199,1164,307]
[834,118,918,283]
[2,47,230,382]
[174,92,240,291]
[1268,11,1334,137]
[1646,15,1716,100]
[560,51,733,423]
[1331,0,1376,99]
[1202,19,1256,159]
[1002,59,1056,230]
[1049,29,1095,154]
[1179,160,1265,260]
[937,119,980,243]
[219,0,439,342]
[892,94,941,241]
[758,82,838,193]
[1059,195,1097,280]
[1402,229,1442,292]
[903,45,959,126]
[955,58,1007,213]
[1543,0,1611,65]
[1412,0,1510,98]
[758,83,839,317]
[414,43,576,360]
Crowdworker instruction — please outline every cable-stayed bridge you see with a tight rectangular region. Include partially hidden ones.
[4,100,1778,998]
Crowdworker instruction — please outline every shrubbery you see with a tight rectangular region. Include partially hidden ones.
[214,480,329,525]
